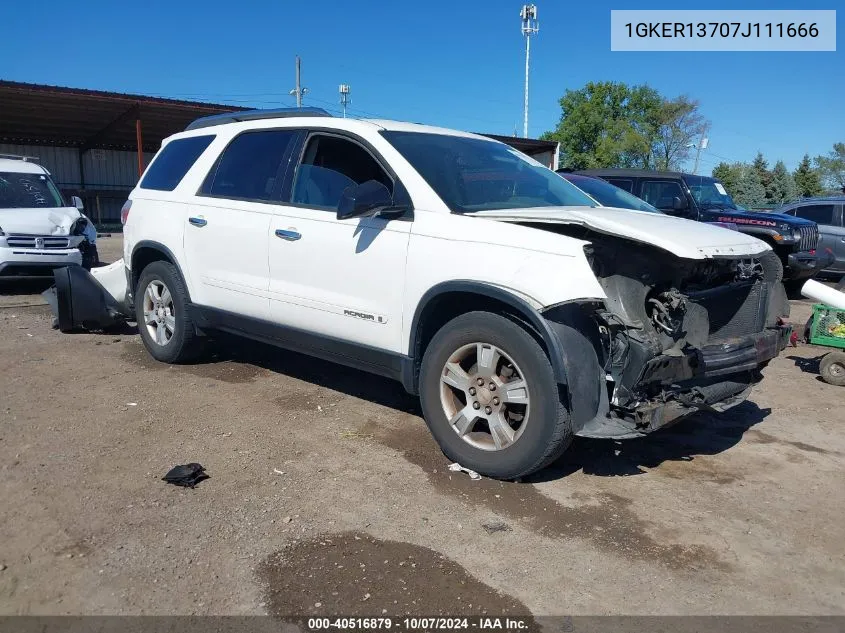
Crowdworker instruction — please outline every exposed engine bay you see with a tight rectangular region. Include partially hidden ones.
[536,226,792,439]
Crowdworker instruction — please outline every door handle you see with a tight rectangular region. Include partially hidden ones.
[188,217,207,227]
[275,229,301,241]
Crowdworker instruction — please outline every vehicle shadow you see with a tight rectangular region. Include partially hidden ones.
[206,333,420,413]
[0,279,54,296]
[528,400,771,481]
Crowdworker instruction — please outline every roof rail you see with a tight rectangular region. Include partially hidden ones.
[793,195,845,202]
[0,153,40,162]
[186,107,332,131]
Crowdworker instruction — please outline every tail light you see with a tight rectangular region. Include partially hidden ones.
[120,200,132,225]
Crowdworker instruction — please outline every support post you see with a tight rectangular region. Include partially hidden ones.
[135,118,144,178]
[78,150,86,189]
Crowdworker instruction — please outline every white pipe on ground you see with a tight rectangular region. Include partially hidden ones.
[801,279,845,310]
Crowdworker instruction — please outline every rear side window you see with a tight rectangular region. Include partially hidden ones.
[140,135,215,191]
[201,130,297,202]
[641,180,684,209]
[795,204,835,225]
[607,178,633,193]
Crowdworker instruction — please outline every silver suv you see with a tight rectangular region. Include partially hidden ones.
[775,197,845,280]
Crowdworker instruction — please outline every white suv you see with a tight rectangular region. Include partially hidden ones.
[0,155,98,277]
[122,108,790,479]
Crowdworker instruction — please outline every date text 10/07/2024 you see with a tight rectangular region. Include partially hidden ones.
[624,22,819,39]
[306,617,530,631]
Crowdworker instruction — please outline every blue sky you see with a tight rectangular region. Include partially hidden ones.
[3,0,842,172]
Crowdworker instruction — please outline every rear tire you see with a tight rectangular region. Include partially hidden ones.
[419,311,573,480]
[820,351,845,387]
[135,261,203,363]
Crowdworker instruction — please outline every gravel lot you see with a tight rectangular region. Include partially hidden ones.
[0,236,843,615]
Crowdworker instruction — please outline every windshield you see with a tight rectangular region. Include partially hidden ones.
[561,174,662,213]
[381,131,596,212]
[684,175,736,210]
[0,171,65,209]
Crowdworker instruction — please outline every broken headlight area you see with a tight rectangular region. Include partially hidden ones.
[549,238,790,439]
[70,216,99,270]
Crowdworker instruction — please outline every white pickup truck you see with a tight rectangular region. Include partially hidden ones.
[53,109,791,479]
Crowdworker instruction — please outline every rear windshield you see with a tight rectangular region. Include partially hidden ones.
[140,135,215,191]
[0,171,65,208]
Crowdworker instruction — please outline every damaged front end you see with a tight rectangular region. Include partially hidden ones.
[545,237,791,439]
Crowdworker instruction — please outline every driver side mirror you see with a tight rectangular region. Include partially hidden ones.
[672,196,688,211]
[337,180,396,220]
[71,195,84,211]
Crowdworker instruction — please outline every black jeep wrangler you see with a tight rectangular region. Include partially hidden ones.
[571,169,833,283]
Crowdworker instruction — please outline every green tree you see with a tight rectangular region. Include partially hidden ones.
[653,96,709,171]
[815,142,845,192]
[793,154,823,197]
[751,152,774,202]
[544,82,710,170]
[543,81,663,169]
[712,162,742,197]
[732,165,766,207]
[769,160,798,205]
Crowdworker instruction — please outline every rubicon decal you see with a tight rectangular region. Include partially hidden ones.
[344,309,387,324]
[718,216,777,227]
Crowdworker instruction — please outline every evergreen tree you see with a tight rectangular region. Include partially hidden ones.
[732,165,766,208]
[793,154,823,197]
[769,160,798,205]
[751,152,774,202]
[815,142,845,191]
[712,162,742,198]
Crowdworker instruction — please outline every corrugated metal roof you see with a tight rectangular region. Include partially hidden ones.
[0,81,248,152]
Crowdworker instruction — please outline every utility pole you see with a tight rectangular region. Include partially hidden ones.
[339,84,351,118]
[520,4,539,138]
[692,134,709,175]
[290,56,308,107]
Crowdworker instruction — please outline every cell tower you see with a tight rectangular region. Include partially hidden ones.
[520,4,539,138]
[339,84,351,118]
[290,56,309,107]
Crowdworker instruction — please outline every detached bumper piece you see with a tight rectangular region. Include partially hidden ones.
[46,264,131,332]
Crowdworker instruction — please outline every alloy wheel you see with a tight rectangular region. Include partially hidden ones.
[439,342,530,451]
[142,279,175,346]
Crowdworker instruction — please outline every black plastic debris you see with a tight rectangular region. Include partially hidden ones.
[162,463,208,488]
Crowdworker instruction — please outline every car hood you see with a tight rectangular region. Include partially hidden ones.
[468,206,771,259]
[0,206,85,236]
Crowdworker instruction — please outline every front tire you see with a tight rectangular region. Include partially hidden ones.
[135,261,203,363]
[419,311,573,480]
